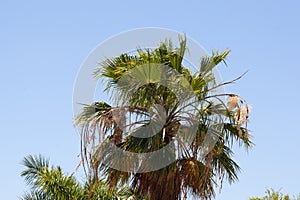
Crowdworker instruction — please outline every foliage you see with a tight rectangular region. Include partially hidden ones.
[20,155,139,200]
[249,189,300,200]
[75,35,252,200]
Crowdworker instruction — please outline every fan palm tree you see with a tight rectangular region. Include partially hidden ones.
[75,35,252,200]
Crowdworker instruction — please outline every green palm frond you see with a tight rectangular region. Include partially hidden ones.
[212,142,240,184]
[21,154,49,186]
[200,49,231,75]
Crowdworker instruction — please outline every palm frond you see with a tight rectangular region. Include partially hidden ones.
[21,154,49,186]
[200,49,231,75]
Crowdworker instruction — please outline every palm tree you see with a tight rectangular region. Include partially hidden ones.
[75,35,252,199]
[20,154,84,200]
[20,155,139,200]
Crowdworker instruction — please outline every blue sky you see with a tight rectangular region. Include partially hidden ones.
[1,0,300,199]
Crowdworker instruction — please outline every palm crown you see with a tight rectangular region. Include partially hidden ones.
[75,35,252,200]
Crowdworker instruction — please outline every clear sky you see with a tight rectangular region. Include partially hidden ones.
[1,0,300,199]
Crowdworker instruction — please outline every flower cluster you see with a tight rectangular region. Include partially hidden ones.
[227,95,251,138]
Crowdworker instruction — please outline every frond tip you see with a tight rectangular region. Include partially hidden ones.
[200,49,231,75]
